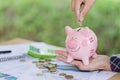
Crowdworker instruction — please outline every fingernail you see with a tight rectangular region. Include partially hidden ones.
[77,17,84,23]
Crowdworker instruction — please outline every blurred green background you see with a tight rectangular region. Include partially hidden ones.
[0,0,120,55]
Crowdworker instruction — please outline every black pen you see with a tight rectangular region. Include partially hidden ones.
[0,50,12,54]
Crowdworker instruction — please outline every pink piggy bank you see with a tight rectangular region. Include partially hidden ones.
[65,26,97,65]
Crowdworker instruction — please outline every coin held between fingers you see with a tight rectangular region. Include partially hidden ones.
[78,22,83,27]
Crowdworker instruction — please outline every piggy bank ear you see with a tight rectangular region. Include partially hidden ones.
[65,26,73,35]
[81,27,89,37]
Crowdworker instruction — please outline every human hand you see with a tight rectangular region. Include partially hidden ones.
[71,0,96,23]
[55,50,111,71]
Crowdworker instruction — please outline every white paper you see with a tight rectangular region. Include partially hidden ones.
[0,42,117,80]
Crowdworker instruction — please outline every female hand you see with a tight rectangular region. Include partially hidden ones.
[55,50,111,71]
[71,0,96,23]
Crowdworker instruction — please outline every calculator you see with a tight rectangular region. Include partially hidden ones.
[28,45,56,59]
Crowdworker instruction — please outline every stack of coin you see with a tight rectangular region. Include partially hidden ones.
[36,63,45,69]
[33,58,58,73]
[47,63,57,73]
[45,59,52,62]
[49,68,57,73]
[34,58,74,80]
[41,60,57,69]
[39,59,46,63]
[50,62,57,68]
[35,59,48,69]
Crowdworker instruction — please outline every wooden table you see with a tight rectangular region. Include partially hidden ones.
[0,38,120,80]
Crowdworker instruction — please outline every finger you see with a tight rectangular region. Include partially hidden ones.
[80,0,85,12]
[55,50,68,57]
[80,64,94,71]
[70,60,83,67]
[70,60,94,71]
[80,0,96,18]
[74,0,83,22]
[71,0,75,11]
[56,56,68,63]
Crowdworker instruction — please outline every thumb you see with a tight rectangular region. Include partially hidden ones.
[70,60,84,69]
[80,0,96,18]
[70,60,94,71]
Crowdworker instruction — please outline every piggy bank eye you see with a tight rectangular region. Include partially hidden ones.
[75,37,78,39]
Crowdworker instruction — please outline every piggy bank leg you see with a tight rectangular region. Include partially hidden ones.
[82,57,89,65]
[92,53,97,58]
[67,55,74,63]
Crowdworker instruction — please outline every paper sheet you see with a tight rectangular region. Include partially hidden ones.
[0,42,117,80]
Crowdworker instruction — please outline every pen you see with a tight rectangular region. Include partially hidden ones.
[0,50,12,54]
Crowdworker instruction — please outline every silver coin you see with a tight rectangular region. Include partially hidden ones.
[32,61,39,64]
[42,70,50,73]
[20,59,26,62]
[36,73,44,76]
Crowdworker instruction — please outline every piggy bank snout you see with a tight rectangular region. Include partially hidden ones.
[67,40,77,49]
